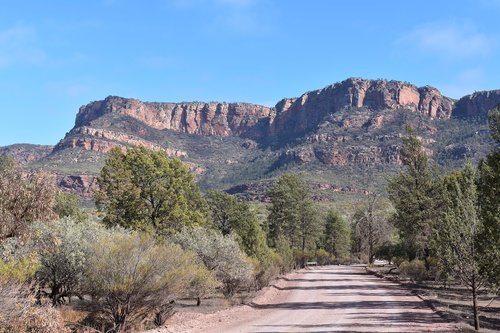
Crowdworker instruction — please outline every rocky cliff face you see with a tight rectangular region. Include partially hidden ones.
[75,96,274,138]
[28,77,498,200]
[54,126,187,157]
[73,78,458,145]
[270,78,454,139]
[453,90,500,118]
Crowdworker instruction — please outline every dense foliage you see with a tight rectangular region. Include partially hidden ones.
[322,209,350,259]
[267,174,322,266]
[387,125,442,262]
[95,147,209,235]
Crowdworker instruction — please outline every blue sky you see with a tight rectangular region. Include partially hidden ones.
[1,0,499,145]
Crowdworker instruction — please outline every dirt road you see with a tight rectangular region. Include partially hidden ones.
[161,265,457,333]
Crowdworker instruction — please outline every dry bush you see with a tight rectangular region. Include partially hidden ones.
[174,227,254,297]
[399,259,427,282]
[0,283,68,333]
[83,230,216,332]
[0,157,57,240]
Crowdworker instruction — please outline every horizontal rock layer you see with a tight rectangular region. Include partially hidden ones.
[74,78,500,144]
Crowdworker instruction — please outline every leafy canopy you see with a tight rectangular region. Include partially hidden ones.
[95,147,208,235]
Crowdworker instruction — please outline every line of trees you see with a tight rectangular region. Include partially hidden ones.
[385,109,500,330]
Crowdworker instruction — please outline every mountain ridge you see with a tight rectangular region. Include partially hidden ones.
[2,77,499,201]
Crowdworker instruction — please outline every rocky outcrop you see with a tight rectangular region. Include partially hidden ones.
[0,144,53,164]
[75,96,274,138]
[54,127,187,157]
[270,78,454,139]
[313,144,401,166]
[73,78,458,144]
[452,90,500,118]
[28,77,499,200]
[57,175,98,198]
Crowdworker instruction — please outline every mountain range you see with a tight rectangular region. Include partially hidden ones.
[2,77,499,202]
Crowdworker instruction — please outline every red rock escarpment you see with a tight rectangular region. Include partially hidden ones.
[270,78,454,137]
[65,79,500,144]
[73,78,460,142]
[75,96,274,138]
[57,175,98,198]
[452,90,500,118]
[54,127,187,157]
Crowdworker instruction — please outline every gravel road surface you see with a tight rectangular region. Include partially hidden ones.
[157,265,457,333]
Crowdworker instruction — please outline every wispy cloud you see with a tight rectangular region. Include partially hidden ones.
[440,68,485,98]
[169,0,273,35]
[214,0,274,35]
[44,77,94,97]
[397,21,494,60]
[0,23,46,67]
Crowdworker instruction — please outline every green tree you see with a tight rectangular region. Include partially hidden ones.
[95,147,208,235]
[206,190,269,260]
[54,191,88,222]
[387,124,441,263]
[322,209,351,259]
[435,163,488,331]
[267,174,322,267]
[477,108,500,288]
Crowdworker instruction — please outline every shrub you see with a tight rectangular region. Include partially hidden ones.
[31,219,106,305]
[174,227,254,297]
[54,191,88,222]
[274,235,294,274]
[7,302,69,333]
[0,255,39,283]
[399,259,427,282]
[0,157,57,240]
[293,249,316,268]
[0,281,68,333]
[251,249,281,289]
[83,230,214,332]
[315,249,333,266]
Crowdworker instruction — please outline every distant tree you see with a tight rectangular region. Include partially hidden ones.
[267,174,322,267]
[206,190,269,259]
[435,163,489,331]
[322,209,351,259]
[477,108,500,288]
[173,227,254,297]
[387,124,441,264]
[0,157,56,240]
[94,147,208,235]
[351,194,392,264]
[54,191,88,222]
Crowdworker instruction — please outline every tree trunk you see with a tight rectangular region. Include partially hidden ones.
[196,297,201,306]
[368,223,374,264]
[472,275,480,331]
[424,247,431,271]
[301,234,306,268]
